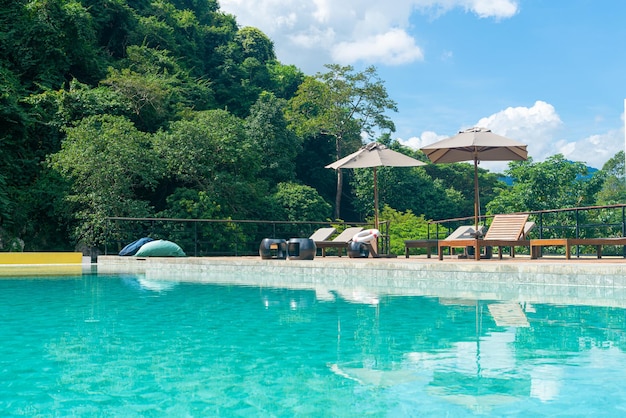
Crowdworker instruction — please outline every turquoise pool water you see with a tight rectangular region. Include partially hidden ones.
[2,273,626,416]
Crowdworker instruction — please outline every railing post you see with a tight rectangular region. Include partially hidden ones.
[194,222,198,257]
[385,220,391,254]
[575,209,580,258]
[104,218,109,255]
[623,206,626,258]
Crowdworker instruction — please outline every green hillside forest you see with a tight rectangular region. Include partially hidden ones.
[1,0,624,253]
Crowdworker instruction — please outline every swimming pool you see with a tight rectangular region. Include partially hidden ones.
[2,271,626,416]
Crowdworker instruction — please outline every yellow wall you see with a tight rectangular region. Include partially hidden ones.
[0,252,83,265]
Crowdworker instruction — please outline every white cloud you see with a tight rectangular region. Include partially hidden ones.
[559,129,623,170]
[399,101,563,173]
[475,101,623,170]
[466,0,519,19]
[476,100,563,168]
[290,26,336,49]
[332,29,424,65]
[218,0,519,72]
[400,101,624,173]
[399,130,447,150]
[406,0,519,19]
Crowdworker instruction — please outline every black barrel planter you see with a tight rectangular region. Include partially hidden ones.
[347,241,370,258]
[259,238,287,259]
[287,238,316,260]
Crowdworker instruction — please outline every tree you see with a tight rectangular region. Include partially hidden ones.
[378,205,432,256]
[154,109,276,219]
[5,0,105,89]
[245,92,301,184]
[267,61,304,99]
[287,65,397,220]
[210,26,279,117]
[0,65,27,229]
[236,26,275,63]
[102,45,215,132]
[154,109,256,188]
[1,0,298,250]
[49,115,160,247]
[423,161,502,221]
[272,182,332,222]
[351,156,465,221]
[82,0,136,60]
[486,155,595,214]
[596,151,626,205]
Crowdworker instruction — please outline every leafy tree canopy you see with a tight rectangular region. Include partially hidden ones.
[49,114,160,246]
[245,92,301,184]
[596,151,626,205]
[486,154,598,214]
[286,65,397,219]
[272,182,332,222]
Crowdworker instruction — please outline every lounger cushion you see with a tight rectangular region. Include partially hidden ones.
[134,240,186,257]
[119,237,154,256]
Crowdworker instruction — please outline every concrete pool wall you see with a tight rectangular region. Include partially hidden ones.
[96,255,626,309]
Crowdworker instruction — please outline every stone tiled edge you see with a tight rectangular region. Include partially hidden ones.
[96,256,626,308]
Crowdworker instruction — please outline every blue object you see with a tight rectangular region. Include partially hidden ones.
[119,237,154,256]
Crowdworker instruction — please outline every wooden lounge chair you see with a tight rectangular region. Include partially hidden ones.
[309,227,336,243]
[404,225,486,258]
[316,227,363,257]
[438,214,531,260]
[522,221,536,239]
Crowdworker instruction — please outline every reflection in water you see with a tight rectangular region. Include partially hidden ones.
[136,278,178,292]
[259,282,626,413]
[530,365,562,402]
[2,273,626,415]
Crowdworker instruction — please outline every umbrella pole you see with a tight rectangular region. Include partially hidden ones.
[373,167,379,229]
[473,156,481,261]
[473,156,479,232]
[373,167,380,255]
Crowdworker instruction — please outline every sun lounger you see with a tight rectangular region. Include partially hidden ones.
[404,225,486,258]
[522,221,536,239]
[316,227,363,257]
[309,227,336,243]
[438,214,531,260]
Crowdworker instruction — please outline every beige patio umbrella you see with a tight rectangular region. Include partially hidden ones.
[326,142,426,228]
[421,127,528,230]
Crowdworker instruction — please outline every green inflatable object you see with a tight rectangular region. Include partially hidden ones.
[134,240,186,257]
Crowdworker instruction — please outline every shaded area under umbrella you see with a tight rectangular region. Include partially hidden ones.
[325,142,426,228]
[420,127,528,230]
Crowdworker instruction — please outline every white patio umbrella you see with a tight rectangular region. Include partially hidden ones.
[326,142,426,227]
[421,127,528,230]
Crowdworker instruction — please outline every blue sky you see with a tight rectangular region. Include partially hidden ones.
[219,0,626,172]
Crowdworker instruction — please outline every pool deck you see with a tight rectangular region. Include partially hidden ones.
[95,254,626,309]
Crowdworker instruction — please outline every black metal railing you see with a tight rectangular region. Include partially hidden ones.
[104,217,391,257]
[105,205,626,258]
[426,204,626,257]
